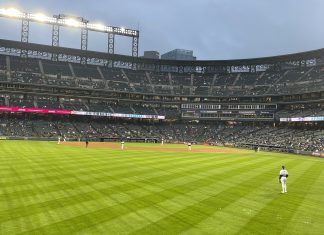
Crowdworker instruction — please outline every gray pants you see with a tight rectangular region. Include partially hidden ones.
[281,177,287,193]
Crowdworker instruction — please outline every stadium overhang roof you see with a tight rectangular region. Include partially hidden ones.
[0,39,323,68]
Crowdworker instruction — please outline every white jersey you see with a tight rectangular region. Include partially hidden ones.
[279,169,288,178]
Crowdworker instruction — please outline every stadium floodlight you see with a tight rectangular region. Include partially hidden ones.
[0,8,138,36]
[0,8,23,18]
[93,23,105,31]
[87,22,110,32]
[64,18,81,27]
[0,7,139,57]
[32,13,51,22]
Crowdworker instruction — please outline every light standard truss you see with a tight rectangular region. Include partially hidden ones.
[0,8,139,60]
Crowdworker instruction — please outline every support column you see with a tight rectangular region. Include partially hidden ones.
[51,24,60,61]
[80,27,88,64]
[20,19,29,57]
[108,33,115,54]
[132,36,139,57]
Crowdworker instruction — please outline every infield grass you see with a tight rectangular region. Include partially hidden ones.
[0,141,324,234]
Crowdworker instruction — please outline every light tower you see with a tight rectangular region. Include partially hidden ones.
[0,8,140,62]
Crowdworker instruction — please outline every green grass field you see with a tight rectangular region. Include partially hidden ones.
[1,141,324,234]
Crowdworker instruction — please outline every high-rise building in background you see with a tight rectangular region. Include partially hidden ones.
[161,49,196,61]
[142,51,160,59]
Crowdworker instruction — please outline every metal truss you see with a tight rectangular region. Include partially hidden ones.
[20,19,29,57]
[21,19,29,43]
[132,36,139,57]
[108,33,115,54]
[51,24,60,61]
[52,24,60,47]
[80,27,88,64]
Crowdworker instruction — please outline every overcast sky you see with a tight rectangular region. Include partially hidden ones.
[0,0,323,60]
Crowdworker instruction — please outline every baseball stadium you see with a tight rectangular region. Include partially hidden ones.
[0,2,324,235]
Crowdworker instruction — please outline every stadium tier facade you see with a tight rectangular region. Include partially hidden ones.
[0,39,323,155]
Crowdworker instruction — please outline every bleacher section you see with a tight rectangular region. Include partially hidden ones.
[2,54,324,97]
[43,60,72,76]
[0,114,322,152]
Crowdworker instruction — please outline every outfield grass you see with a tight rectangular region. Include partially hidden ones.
[0,141,324,234]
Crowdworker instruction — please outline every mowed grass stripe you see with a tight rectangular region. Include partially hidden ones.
[16,154,277,234]
[0,150,254,223]
[0,150,260,232]
[181,159,316,235]
[1,147,227,192]
[0,152,212,197]
[282,168,324,235]
[0,145,217,184]
[237,162,324,235]
[129,158,303,235]
[0,150,245,207]
[0,141,323,234]
[1,141,207,171]
[0,152,242,215]
[78,156,294,234]
[0,143,243,188]
[1,156,256,233]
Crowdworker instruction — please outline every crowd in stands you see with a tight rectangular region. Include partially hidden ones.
[275,108,324,119]
[0,114,323,153]
[1,54,324,97]
[210,125,324,152]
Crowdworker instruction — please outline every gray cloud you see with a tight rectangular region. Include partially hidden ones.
[0,0,323,59]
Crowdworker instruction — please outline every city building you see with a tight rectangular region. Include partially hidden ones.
[143,51,160,59]
[161,49,196,61]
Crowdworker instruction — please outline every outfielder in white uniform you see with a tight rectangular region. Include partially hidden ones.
[121,141,125,150]
[279,165,288,193]
[188,142,192,151]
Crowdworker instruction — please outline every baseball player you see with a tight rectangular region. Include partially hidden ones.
[85,137,89,148]
[279,165,288,193]
[188,142,192,151]
[121,140,125,150]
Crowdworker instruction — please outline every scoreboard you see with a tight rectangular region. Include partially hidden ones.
[181,103,277,121]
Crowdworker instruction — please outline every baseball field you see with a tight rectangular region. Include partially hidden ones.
[0,141,324,234]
